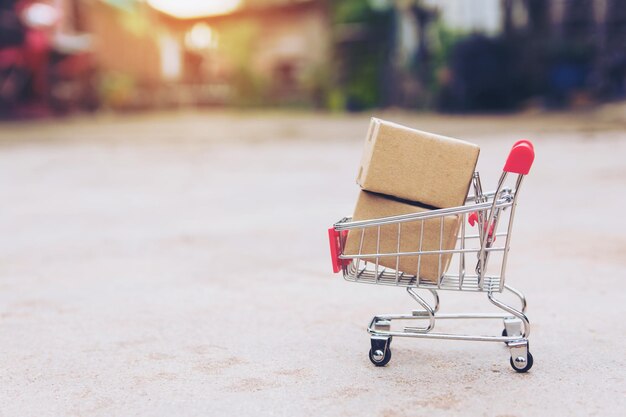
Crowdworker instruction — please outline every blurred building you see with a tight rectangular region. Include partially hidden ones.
[501,0,626,103]
[50,0,178,109]
[13,0,622,113]
[423,0,501,34]
[423,0,626,110]
[21,0,331,109]
[154,0,331,107]
[84,1,163,100]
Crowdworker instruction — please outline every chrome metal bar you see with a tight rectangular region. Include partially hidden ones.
[478,172,508,289]
[470,172,483,204]
[398,313,513,320]
[437,216,443,288]
[459,212,466,290]
[465,187,512,203]
[504,284,527,314]
[344,247,505,258]
[395,223,401,284]
[488,290,530,338]
[416,219,424,282]
[499,175,525,291]
[375,226,380,283]
[368,329,522,343]
[356,228,364,280]
[366,313,524,342]
[461,232,507,240]
[334,200,513,230]
[430,289,440,313]
[406,287,436,332]
[376,268,386,280]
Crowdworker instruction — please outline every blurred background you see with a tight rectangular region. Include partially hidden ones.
[1,2,626,415]
[1,0,625,116]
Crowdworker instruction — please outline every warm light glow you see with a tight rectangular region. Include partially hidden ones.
[159,35,181,80]
[147,0,242,19]
[185,23,217,50]
[21,3,60,28]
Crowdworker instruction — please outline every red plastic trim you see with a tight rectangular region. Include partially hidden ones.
[512,139,534,151]
[328,228,349,273]
[468,215,496,242]
[503,140,535,175]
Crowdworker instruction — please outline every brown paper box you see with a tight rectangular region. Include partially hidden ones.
[357,118,480,208]
[344,191,461,282]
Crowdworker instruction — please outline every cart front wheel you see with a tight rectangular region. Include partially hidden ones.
[510,351,533,373]
[369,348,392,367]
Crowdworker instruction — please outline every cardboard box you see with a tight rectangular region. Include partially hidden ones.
[356,118,480,208]
[344,191,461,282]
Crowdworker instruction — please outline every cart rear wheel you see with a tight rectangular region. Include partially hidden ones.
[510,351,533,373]
[369,348,392,367]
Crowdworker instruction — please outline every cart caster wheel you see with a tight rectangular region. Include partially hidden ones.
[502,329,508,343]
[510,351,533,373]
[369,348,392,367]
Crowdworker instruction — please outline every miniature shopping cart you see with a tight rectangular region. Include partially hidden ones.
[328,140,535,372]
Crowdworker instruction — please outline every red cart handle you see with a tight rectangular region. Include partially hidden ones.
[512,139,534,151]
[328,228,349,273]
[503,140,534,175]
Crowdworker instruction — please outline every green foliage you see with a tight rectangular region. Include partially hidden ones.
[427,20,463,98]
[333,0,377,24]
[330,0,393,110]
[344,50,384,109]
[217,21,271,106]
[430,21,463,71]
[326,88,347,112]
[99,72,136,108]
[230,66,268,107]
[219,21,258,69]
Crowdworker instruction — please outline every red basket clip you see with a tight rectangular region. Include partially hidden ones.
[468,212,496,242]
[503,140,535,175]
[328,228,349,273]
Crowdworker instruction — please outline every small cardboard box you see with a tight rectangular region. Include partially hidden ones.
[344,191,461,282]
[357,118,480,208]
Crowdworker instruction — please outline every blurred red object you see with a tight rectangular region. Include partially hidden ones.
[0,0,98,118]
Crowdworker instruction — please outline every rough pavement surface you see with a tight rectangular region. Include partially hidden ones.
[1,110,625,416]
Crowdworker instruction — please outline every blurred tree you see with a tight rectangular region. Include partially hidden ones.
[331,0,394,110]
[219,22,268,106]
[440,34,524,111]
[597,0,626,99]
[331,0,443,110]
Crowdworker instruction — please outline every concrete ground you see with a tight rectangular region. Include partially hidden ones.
[0,109,625,417]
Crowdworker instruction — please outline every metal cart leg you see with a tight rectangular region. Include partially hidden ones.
[488,291,530,338]
[488,289,534,372]
[504,284,527,313]
[404,288,438,333]
[368,288,438,366]
[365,287,533,372]
[500,285,527,340]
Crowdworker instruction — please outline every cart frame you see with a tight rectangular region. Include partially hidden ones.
[328,140,535,372]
